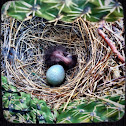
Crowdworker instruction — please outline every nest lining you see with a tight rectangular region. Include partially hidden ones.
[1,16,125,109]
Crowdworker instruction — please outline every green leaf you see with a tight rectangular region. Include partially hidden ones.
[5,0,123,22]
[30,97,54,123]
[36,7,58,21]
[2,76,17,92]
[57,95,125,123]
[2,76,8,84]
[30,97,47,109]
[20,92,31,106]
[2,92,19,107]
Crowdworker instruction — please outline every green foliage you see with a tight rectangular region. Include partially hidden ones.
[2,76,17,92]
[2,76,125,123]
[57,96,125,123]
[2,76,54,123]
[3,0,123,22]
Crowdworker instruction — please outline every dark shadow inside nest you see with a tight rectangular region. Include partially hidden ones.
[38,44,79,87]
[38,44,91,87]
[2,18,92,89]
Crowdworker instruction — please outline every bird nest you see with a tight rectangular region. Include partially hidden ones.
[1,16,125,109]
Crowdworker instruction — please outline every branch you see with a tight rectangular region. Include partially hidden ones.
[98,20,125,63]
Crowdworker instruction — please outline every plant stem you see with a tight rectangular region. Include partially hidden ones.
[98,20,125,63]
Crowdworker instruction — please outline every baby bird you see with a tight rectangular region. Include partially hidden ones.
[44,45,77,70]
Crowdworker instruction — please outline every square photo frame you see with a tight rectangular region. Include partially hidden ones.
[1,0,125,125]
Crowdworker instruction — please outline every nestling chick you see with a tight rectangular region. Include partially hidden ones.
[44,45,77,70]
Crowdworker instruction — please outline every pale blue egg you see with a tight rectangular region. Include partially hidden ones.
[46,65,65,86]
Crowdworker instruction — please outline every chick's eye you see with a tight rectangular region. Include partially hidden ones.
[57,51,61,54]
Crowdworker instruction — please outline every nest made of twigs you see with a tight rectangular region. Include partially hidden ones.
[1,16,125,109]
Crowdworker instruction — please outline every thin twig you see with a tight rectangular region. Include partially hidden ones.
[98,20,125,63]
